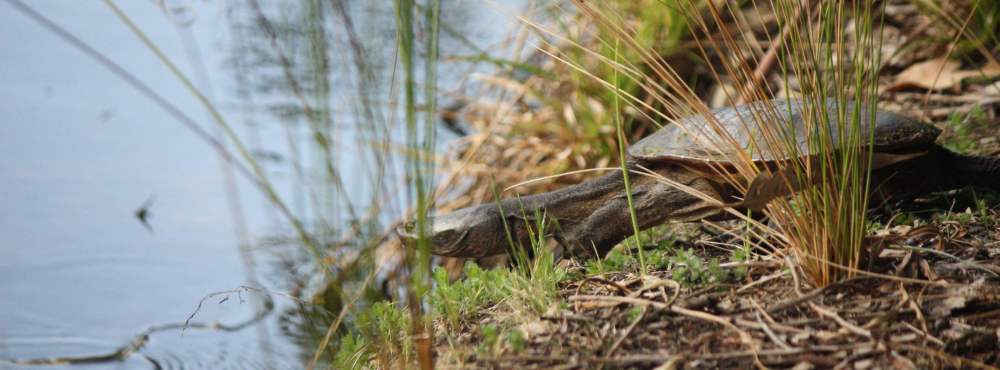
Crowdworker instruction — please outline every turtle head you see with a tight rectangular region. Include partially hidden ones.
[395,204,507,258]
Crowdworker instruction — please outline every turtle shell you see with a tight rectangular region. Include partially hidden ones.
[628,98,941,164]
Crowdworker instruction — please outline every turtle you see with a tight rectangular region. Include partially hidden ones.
[399,98,1000,259]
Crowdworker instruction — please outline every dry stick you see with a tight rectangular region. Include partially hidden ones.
[754,309,792,350]
[809,303,871,338]
[960,307,1000,321]
[578,276,634,296]
[832,346,883,370]
[894,344,1000,370]
[754,304,808,334]
[628,278,681,307]
[898,283,944,347]
[736,268,785,293]
[796,248,950,287]
[567,295,764,368]
[3,287,275,366]
[606,305,646,357]
[482,342,873,365]
[897,245,999,277]
[900,322,945,347]
[764,284,826,314]
[785,255,804,296]
[738,0,812,105]
[171,15,276,366]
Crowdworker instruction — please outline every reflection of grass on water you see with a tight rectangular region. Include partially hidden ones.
[222,1,441,367]
[86,0,444,367]
[218,0,453,368]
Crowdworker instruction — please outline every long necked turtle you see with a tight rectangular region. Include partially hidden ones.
[400,98,1000,258]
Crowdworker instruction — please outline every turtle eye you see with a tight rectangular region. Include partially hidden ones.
[395,220,425,240]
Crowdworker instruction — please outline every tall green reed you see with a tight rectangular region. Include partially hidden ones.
[396,0,440,368]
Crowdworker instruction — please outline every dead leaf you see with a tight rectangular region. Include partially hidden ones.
[888,57,1000,91]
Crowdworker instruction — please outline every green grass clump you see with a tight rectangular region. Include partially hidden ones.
[505,329,526,352]
[936,197,997,228]
[668,249,729,286]
[585,247,630,275]
[430,208,570,359]
[508,243,568,316]
[495,208,569,316]
[585,242,743,286]
[586,243,669,275]
[943,106,987,154]
[585,227,676,275]
[330,334,369,370]
[976,199,999,229]
[474,324,502,356]
[431,263,509,331]
[472,324,528,358]
[355,301,412,368]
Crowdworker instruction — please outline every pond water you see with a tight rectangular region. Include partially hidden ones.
[0,1,523,368]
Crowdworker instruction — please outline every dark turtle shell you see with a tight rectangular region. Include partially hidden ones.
[628,98,941,164]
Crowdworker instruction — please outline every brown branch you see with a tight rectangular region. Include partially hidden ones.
[738,0,815,105]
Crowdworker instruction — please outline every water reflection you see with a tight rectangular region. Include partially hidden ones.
[0,0,521,368]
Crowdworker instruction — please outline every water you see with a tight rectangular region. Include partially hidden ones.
[0,1,523,368]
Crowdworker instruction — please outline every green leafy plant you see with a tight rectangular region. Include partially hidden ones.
[330,334,370,370]
[507,208,569,315]
[943,106,987,153]
[669,249,729,286]
[430,264,509,331]
[356,301,412,368]
[476,324,501,356]
[729,246,750,281]
[585,236,674,275]
[506,329,526,353]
